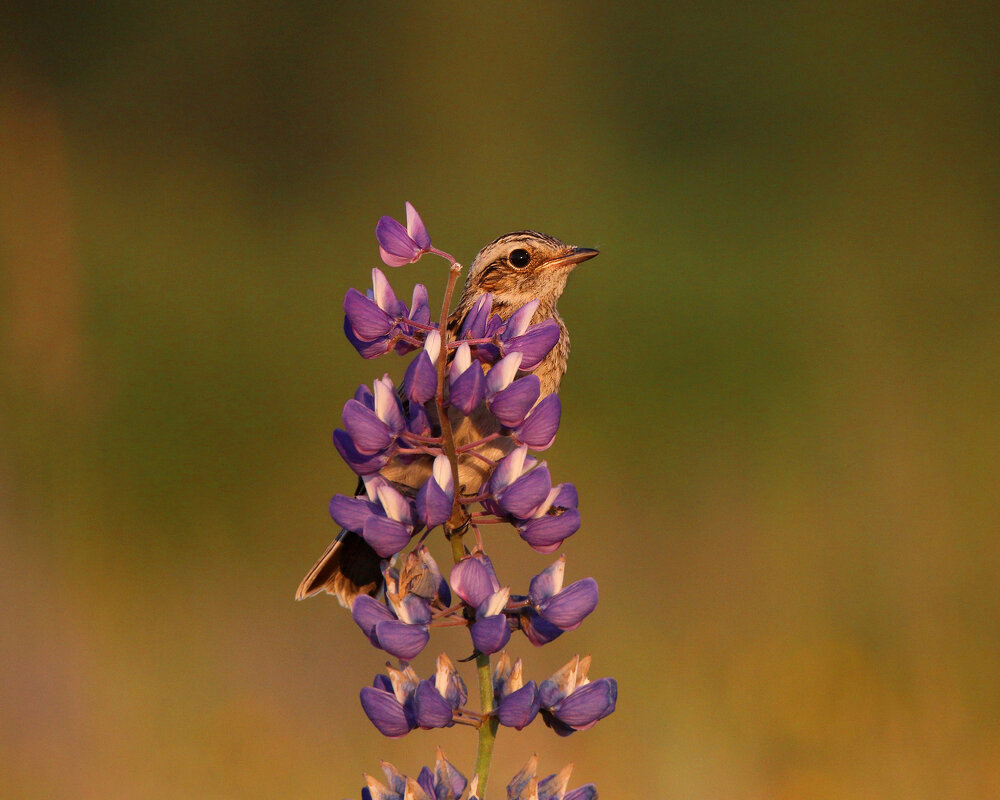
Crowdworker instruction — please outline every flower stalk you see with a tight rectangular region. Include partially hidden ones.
[316,203,613,799]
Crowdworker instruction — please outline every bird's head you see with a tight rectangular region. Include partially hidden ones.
[462,231,598,311]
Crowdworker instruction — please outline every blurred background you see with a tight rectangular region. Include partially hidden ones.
[2,2,999,798]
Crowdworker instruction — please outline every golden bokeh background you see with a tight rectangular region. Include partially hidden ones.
[2,3,999,798]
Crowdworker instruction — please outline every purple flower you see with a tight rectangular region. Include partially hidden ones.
[359,750,468,800]
[330,475,417,557]
[505,756,597,800]
[519,556,598,646]
[354,756,596,800]
[363,481,417,557]
[539,655,617,736]
[403,329,440,405]
[529,555,598,631]
[352,593,429,661]
[359,665,420,737]
[470,587,512,655]
[459,293,504,343]
[415,747,468,800]
[360,656,466,738]
[449,551,501,608]
[341,376,405,455]
[450,551,511,655]
[488,446,553,520]
[416,454,455,530]
[512,393,561,450]
[376,201,432,267]
[493,652,540,730]
[517,483,581,554]
[351,549,451,660]
[485,352,542,428]
[448,343,486,415]
[499,301,561,370]
[343,269,431,358]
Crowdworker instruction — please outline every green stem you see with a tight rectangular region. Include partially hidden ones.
[474,652,499,797]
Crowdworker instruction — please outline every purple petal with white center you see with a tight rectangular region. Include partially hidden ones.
[434,655,467,708]
[404,202,431,249]
[498,465,552,519]
[537,578,599,631]
[416,458,454,529]
[503,300,540,339]
[477,587,510,619]
[423,328,441,361]
[404,352,438,405]
[329,493,377,532]
[361,473,389,502]
[373,619,429,660]
[352,594,394,646]
[486,351,523,394]
[344,288,394,341]
[471,614,511,655]
[506,319,561,370]
[489,445,529,495]
[432,453,453,493]
[514,394,561,450]
[460,294,492,339]
[519,609,564,646]
[373,377,406,432]
[375,483,412,525]
[360,686,412,737]
[377,760,408,795]
[489,375,541,427]
[529,555,566,604]
[551,678,618,729]
[519,509,581,553]
[506,756,539,798]
[414,680,452,729]
[496,681,540,730]
[450,342,473,380]
[433,750,468,797]
[450,555,499,608]
[371,268,402,314]
[363,515,412,557]
[408,283,430,326]
[333,429,390,475]
[376,215,420,266]
[449,363,485,415]
[394,593,432,626]
[342,399,394,454]
[564,786,598,800]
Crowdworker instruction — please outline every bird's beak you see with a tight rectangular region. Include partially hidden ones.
[545,246,599,271]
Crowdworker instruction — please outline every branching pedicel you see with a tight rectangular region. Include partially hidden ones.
[316,203,615,799]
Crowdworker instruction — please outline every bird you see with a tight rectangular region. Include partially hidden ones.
[296,231,598,606]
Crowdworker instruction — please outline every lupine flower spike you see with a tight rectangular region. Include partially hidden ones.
[298,204,610,796]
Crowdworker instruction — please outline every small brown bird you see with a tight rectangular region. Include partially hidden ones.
[296,231,598,606]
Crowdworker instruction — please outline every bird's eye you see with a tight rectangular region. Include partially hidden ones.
[509,249,531,268]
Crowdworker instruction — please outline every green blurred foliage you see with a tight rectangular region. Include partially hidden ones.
[2,2,999,798]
